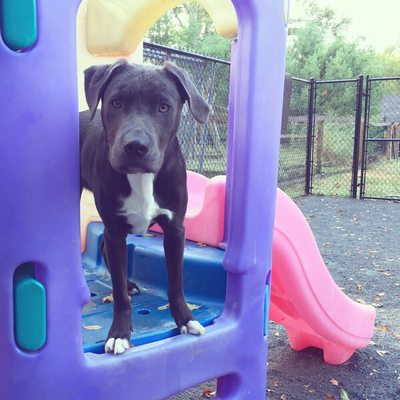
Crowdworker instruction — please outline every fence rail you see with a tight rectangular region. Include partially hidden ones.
[143,42,400,201]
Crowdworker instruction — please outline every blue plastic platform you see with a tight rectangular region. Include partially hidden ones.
[82,222,226,353]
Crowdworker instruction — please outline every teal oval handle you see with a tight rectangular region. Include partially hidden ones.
[14,272,46,351]
[1,0,37,51]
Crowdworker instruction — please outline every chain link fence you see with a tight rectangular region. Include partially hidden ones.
[310,79,360,197]
[144,42,229,176]
[361,77,400,200]
[278,78,310,197]
[144,42,400,200]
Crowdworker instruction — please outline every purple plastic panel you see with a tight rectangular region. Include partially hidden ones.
[0,0,287,399]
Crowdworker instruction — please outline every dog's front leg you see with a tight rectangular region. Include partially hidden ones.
[163,224,205,336]
[102,228,132,354]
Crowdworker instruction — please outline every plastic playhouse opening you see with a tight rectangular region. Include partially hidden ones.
[82,224,227,353]
[77,0,236,354]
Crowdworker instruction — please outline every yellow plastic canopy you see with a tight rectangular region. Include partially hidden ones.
[86,0,238,56]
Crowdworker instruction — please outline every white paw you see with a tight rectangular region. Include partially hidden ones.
[104,337,130,355]
[180,320,205,335]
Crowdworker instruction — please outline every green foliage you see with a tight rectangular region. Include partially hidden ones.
[147,0,400,80]
[146,4,231,60]
[286,1,383,80]
[146,13,179,48]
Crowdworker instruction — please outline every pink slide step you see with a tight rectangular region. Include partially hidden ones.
[178,172,376,365]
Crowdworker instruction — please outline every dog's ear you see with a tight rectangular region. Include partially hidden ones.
[163,62,210,124]
[84,59,128,120]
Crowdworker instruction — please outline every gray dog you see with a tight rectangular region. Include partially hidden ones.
[80,59,210,354]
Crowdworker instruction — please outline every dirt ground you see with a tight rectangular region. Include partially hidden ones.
[171,195,400,400]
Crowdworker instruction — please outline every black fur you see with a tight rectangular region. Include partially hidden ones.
[80,60,210,352]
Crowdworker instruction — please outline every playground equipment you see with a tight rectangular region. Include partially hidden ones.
[0,0,375,399]
[82,170,376,365]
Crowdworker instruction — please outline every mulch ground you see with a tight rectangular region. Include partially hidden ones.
[171,196,400,400]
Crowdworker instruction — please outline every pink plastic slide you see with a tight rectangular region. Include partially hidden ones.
[178,171,376,365]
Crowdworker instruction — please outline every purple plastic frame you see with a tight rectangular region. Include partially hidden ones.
[0,1,287,399]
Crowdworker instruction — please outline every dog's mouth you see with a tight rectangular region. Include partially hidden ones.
[114,165,156,175]
[109,156,159,175]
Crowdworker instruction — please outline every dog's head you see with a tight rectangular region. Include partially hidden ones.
[84,60,210,174]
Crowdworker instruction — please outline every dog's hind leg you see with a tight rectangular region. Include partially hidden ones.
[100,238,140,295]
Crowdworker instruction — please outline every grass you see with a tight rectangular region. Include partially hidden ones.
[363,158,400,199]
[306,158,400,199]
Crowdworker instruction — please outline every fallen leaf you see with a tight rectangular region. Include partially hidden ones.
[273,380,279,387]
[102,294,113,303]
[158,302,201,311]
[197,242,207,247]
[375,325,390,333]
[187,303,202,311]
[280,395,287,400]
[83,324,102,330]
[325,394,336,400]
[376,292,385,297]
[274,332,280,337]
[85,300,96,307]
[376,350,388,356]
[330,378,339,386]
[202,388,216,398]
[340,389,350,400]
[356,284,364,291]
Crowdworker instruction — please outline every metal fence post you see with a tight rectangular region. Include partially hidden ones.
[305,78,316,195]
[351,75,364,198]
[359,75,371,199]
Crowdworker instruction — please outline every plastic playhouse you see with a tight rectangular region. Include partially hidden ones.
[0,1,376,399]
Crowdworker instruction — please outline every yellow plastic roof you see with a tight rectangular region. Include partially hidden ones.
[86,0,238,56]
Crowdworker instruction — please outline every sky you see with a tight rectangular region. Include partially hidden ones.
[290,0,400,52]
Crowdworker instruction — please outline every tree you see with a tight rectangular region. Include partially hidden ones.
[286,1,382,80]
[146,4,231,60]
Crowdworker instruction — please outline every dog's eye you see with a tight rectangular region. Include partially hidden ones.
[159,104,170,113]
[111,99,122,108]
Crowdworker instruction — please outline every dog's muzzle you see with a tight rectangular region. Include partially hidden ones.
[109,132,162,174]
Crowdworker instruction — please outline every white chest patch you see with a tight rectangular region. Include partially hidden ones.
[118,173,173,234]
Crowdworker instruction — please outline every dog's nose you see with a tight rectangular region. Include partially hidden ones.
[123,140,149,157]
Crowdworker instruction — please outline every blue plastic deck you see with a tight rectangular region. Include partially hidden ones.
[82,223,227,353]
[0,0,37,51]
[13,263,46,351]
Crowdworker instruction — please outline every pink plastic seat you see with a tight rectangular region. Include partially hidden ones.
[156,172,375,365]
[150,171,226,247]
